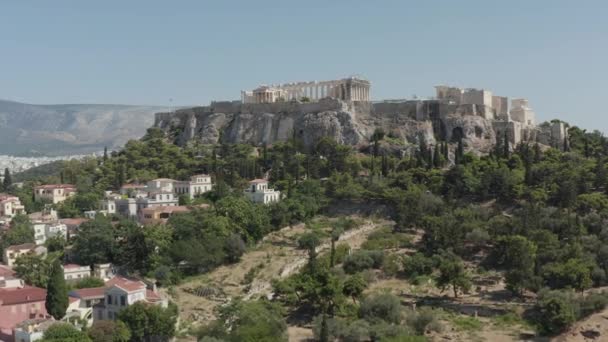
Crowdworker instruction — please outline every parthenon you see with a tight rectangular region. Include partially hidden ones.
[241,76,371,104]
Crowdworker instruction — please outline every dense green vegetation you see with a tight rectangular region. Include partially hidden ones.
[9,125,608,339]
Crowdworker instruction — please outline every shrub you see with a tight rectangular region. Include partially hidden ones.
[534,290,578,335]
[403,253,434,278]
[343,250,385,274]
[405,307,442,334]
[382,254,401,277]
[359,293,402,324]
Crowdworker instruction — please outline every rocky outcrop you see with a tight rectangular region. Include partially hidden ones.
[154,98,524,155]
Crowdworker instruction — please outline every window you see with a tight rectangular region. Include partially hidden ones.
[121,295,126,306]
[107,295,112,305]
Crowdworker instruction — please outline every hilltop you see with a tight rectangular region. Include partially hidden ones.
[0,99,171,156]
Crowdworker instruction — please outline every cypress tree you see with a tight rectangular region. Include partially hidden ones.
[45,259,69,320]
[433,144,441,168]
[3,168,11,190]
[456,138,464,165]
[503,130,510,158]
[443,142,449,160]
[494,130,503,159]
[103,146,108,162]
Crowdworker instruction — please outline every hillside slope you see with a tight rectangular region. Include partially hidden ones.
[0,99,171,155]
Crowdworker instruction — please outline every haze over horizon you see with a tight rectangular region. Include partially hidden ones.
[2,1,607,132]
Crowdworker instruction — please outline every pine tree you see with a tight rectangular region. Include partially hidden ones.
[45,259,69,320]
[3,168,12,190]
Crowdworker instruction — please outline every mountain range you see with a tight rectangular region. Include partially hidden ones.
[0,99,171,156]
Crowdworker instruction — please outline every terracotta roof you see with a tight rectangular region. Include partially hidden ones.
[5,243,36,252]
[146,289,162,302]
[249,179,268,184]
[0,194,19,202]
[34,184,76,190]
[0,286,46,305]
[106,276,145,292]
[70,287,106,299]
[150,178,175,182]
[0,265,15,278]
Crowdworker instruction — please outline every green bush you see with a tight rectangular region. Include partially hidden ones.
[403,253,434,279]
[359,293,402,324]
[343,250,385,274]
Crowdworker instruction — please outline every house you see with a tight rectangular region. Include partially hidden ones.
[243,179,281,204]
[146,178,175,193]
[33,184,76,204]
[13,318,55,342]
[92,263,114,281]
[0,286,48,341]
[63,264,91,282]
[119,183,147,196]
[174,174,213,199]
[92,276,165,322]
[32,221,67,246]
[2,244,47,268]
[0,194,26,224]
[135,192,178,214]
[58,218,89,239]
[0,265,23,289]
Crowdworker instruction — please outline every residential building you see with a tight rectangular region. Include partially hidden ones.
[92,276,165,322]
[92,263,114,281]
[135,192,178,213]
[58,218,89,239]
[0,194,25,224]
[119,183,147,196]
[33,184,76,204]
[2,244,47,268]
[146,178,175,193]
[115,198,138,219]
[244,179,281,204]
[174,174,213,199]
[63,264,91,282]
[0,286,48,341]
[13,318,55,342]
[32,221,67,246]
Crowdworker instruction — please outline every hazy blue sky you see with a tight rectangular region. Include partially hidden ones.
[1,1,607,131]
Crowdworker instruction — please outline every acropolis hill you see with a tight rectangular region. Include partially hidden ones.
[154,77,567,155]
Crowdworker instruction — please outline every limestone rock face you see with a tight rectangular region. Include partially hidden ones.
[154,99,501,156]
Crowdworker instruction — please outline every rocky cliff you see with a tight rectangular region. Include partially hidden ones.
[154,98,507,155]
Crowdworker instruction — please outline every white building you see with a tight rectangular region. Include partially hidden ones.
[32,221,67,246]
[63,264,91,282]
[174,174,213,199]
[2,244,47,268]
[92,276,165,322]
[243,179,281,204]
[510,98,536,126]
[135,192,178,212]
[146,178,175,193]
[0,194,26,224]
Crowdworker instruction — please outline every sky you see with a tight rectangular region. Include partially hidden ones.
[1,0,607,132]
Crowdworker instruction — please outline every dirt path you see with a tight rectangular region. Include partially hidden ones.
[171,217,387,329]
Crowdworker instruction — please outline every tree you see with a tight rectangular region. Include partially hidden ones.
[343,274,367,303]
[118,302,177,342]
[534,290,578,335]
[455,138,464,165]
[14,253,51,287]
[88,320,131,342]
[436,251,471,298]
[494,235,537,296]
[39,323,91,342]
[201,299,287,342]
[3,168,12,190]
[72,216,117,266]
[329,225,344,267]
[359,293,402,324]
[46,259,69,320]
[0,214,34,255]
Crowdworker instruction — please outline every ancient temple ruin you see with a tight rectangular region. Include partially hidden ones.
[241,76,371,104]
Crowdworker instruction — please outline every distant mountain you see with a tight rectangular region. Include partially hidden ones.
[0,99,172,156]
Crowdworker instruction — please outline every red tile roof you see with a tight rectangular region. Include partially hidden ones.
[0,286,46,305]
[0,265,15,278]
[59,218,89,226]
[34,184,76,190]
[70,287,106,300]
[106,276,145,292]
[5,243,36,252]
